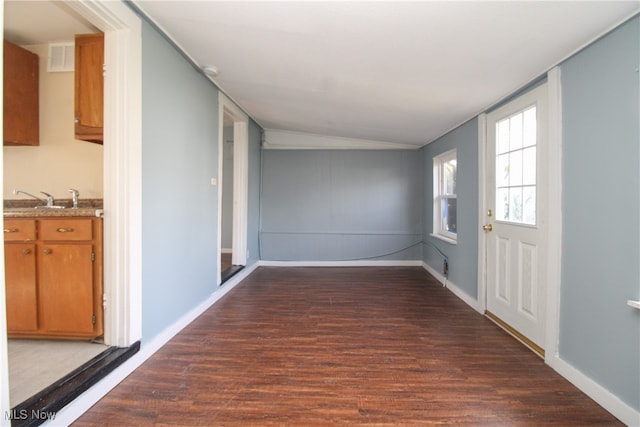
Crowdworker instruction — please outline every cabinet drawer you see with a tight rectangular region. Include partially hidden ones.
[39,219,93,241]
[4,219,36,241]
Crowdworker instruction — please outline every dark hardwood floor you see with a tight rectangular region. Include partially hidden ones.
[74,267,622,426]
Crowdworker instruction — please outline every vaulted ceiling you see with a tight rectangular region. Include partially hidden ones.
[4,1,639,148]
[132,1,639,147]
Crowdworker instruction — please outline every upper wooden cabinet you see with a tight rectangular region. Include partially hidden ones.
[75,33,104,144]
[3,40,39,146]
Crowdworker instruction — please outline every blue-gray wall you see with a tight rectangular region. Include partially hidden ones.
[139,20,262,341]
[560,16,639,411]
[260,150,423,261]
[421,119,479,298]
[142,22,218,342]
[141,20,220,340]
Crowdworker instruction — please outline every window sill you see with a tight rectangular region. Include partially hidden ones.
[430,233,457,245]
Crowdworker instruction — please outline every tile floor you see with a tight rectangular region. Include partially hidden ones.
[8,339,109,406]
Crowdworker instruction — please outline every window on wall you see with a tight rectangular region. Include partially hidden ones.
[433,149,457,243]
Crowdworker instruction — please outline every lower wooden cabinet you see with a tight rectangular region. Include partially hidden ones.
[5,243,38,332]
[4,217,103,339]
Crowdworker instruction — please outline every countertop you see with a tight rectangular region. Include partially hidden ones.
[4,199,103,218]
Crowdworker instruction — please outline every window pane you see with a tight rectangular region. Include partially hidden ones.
[497,119,510,154]
[443,159,457,195]
[523,106,536,147]
[509,187,523,222]
[442,197,457,233]
[496,153,509,188]
[522,146,536,186]
[509,113,523,150]
[433,149,457,239]
[523,186,536,225]
[497,188,509,221]
[509,150,523,186]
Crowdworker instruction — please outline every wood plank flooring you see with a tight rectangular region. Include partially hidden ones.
[74,267,622,426]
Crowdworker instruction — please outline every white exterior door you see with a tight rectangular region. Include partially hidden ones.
[484,84,548,354]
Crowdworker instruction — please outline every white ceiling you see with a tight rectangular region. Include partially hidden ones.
[133,1,639,148]
[3,1,97,45]
[5,1,638,148]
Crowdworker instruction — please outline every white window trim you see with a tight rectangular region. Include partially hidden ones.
[433,149,458,243]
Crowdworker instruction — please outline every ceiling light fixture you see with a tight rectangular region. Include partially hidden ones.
[202,65,219,77]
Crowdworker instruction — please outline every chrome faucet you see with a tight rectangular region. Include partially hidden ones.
[68,188,79,209]
[13,189,56,208]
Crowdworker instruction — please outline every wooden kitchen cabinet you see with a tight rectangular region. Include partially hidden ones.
[3,40,39,146]
[74,33,104,144]
[4,217,103,339]
[4,219,38,332]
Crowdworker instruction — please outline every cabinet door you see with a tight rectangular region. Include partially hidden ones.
[5,243,38,332]
[74,33,104,144]
[38,244,95,335]
[3,40,39,146]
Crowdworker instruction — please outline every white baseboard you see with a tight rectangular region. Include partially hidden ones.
[421,261,447,285]
[421,262,483,314]
[547,355,640,426]
[259,260,424,267]
[49,262,259,426]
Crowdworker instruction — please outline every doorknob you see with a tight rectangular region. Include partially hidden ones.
[482,224,493,232]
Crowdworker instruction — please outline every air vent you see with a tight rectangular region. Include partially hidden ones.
[47,42,74,72]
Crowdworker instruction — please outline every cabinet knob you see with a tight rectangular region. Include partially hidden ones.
[22,249,31,255]
[4,228,18,233]
[56,227,75,233]
[43,249,52,255]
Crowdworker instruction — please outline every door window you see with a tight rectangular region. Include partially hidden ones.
[495,106,537,225]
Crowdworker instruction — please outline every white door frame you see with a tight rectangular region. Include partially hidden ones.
[65,0,143,349]
[0,0,142,417]
[477,68,562,364]
[217,93,248,284]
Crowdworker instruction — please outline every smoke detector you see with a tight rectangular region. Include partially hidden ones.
[202,65,219,77]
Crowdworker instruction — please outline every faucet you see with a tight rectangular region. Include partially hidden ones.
[68,188,79,209]
[13,189,55,207]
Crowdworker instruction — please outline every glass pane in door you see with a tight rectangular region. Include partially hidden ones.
[495,105,537,225]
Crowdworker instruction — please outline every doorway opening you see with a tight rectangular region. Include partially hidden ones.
[1,0,142,420]
[220,112,241,282]
[217,94,248,285]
